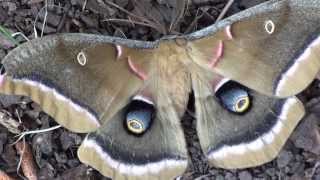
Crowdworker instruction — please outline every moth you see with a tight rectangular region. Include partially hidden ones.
[1,0,319,179]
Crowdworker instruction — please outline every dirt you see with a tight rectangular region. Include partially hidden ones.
[0,0,320,179]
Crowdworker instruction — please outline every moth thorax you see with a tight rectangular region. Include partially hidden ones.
[125,96,155,135]
[216,81,251,114]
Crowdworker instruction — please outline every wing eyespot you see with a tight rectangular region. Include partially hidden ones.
[264,20,275,34]
[125,95,155,135]
[215,81,251,114]
[234,96,250,113]
[77,51,87,66]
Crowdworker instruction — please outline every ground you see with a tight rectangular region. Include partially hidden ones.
[0,0,319,179]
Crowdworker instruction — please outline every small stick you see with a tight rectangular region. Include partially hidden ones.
[13,125,61,144]
[103,0,164,33]
[0,169,16,180]
[82,0,87,11]
[103,0,146,22]
[15,141,38,180]
[0,111,21,134]
[307,161,320,178]
[40,0,48,38]
[184,8,203,34]
[103,18,160,32]
[11,32,30,42]
[215,0,234,22]
[33,0,58,38]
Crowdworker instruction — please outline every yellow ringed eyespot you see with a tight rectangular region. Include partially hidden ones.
[215,81,251,114]
[234,96,250,113]
[127,119,144,134]
[125,95,155,135]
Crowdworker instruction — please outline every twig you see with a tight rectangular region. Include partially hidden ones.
[15,138,25,180]
[132,0,166,34]
[169,0,187,33]
[82,0,87,11]
[103,0,147,23]
[33,6,44,38]
[0,111,21,134]
[56,8,67,32]
[15,141,38,180]
[215,0,234,22]
[13,125,61,144]
[104,0,165,34]
[184,8,204,34]
[113,28,127,39]
[307,161,320,178]
[0,169,16,180]
[103,18,160,32]
[33,0,51,38]
[11,32,30,42]
[41,0,48,38]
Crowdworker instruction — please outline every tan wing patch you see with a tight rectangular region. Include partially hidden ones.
[0,75,100,132]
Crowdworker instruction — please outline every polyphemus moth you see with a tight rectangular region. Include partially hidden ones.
[0,0,319,179]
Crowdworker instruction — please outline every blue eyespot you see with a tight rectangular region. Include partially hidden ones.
[216,81,251,114]
[125,98,155,134]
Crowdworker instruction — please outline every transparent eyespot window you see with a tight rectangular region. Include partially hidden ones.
[125,97,155,135]
[215,80,251,114]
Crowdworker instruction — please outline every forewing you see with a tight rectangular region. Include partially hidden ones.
[0,34,152,132]
[187,0,320,97]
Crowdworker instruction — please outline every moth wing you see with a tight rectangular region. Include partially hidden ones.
[191,72,305,168]
[187,0,320,97]
[0,34,152,133]
[77,89,188,179]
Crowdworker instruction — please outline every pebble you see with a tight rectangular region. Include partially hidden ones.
[54,152,68,164]
[39,11,62,27]
[291,114,320,155]
[1,145,18,167]
[0,94,22,107]
[32,132,53,155]
[277,150,294,168]
[35,22,57,33]
[239,171,253,180]
[38,162,56,179]
[80,14,99,28]
[59,131,82,150]
[215,174,224,180]
[225,172,237,180]
[2,2,17,12]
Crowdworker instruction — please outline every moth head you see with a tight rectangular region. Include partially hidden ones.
[125,95,155,135]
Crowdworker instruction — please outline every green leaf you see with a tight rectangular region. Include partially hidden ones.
[0,25,19,45]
